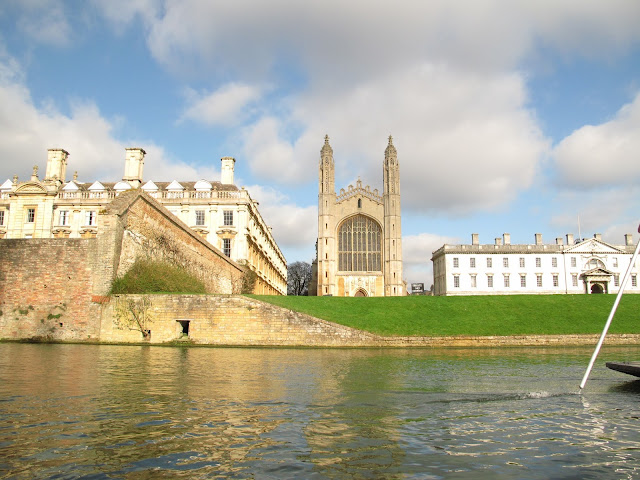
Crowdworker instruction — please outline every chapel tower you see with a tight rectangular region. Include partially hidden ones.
[383,136,403,295]
[317,135,337,295]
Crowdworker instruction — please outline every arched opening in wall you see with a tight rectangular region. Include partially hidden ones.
[354,288,368,297]
[591,283,604,294]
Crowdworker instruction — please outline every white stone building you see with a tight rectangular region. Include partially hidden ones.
[0,148,287,295]
[432,232,639,296]
[312,135,404,297]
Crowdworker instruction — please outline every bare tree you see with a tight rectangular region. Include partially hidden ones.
[114,296,154,338]
[287,261,312,296]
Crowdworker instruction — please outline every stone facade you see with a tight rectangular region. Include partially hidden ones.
[0,148,286,295]
[313,136,404,297]
[0,190,245,341]
[432,232,640,296]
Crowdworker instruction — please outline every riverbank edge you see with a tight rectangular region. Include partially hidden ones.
[2,333,640,348]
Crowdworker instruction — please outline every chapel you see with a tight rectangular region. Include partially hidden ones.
[311,135,404,296]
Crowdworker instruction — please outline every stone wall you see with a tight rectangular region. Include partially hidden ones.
[0,239,102,340]
[97,294,640,347]
[0,190,246,341]
[107,191,245,295]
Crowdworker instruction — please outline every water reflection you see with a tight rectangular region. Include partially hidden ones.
[1,344,639,479]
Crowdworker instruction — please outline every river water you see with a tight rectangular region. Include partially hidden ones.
[0,343,639,479]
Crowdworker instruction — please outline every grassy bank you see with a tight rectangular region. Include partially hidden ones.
[251,294,640,337]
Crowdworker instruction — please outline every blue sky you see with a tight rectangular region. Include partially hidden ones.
[1,1,639,287]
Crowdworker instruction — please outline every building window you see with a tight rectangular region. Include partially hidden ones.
[195,210,205,226]
[614,274,620,287]
[519,257,525,268]
[537,274,543,287]
[503,257,508,268]
[338,215,382,272]
[520,274,526,288]
[487,258,492,268]
[504,274,510,288]
[487,275,493,288]
[85,211,96,226]
[632,274,637,288]
[357,198,362,208]
[470,257,476,268]
[553,274,559,287]
[613,257,618,268]
[552,257,557,268]
[223,210,233,226]
[571,257,577,268]
[27,208,35,223]
[0,210,4,225]
[585,258,605,270]
[572,274,578,287]
[59,210,69,226]
[470,274,477,288]
[536,257,541,268]
[453,257,459,268]
[223,238,231,257]
[453,275,460,288]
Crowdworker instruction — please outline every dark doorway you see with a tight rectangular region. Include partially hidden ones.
[354,289,368,297]
[591,284,604,294]
[177,320,190,336]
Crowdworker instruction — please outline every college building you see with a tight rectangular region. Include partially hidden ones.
[432,233,639,296]
[311,135,404,296]
[0,148,287,295]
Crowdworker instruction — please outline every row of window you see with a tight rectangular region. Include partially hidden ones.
[452,256,618,269]
[195,210,233,227]
[452,273,635,288]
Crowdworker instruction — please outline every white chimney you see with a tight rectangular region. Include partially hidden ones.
[45,149,69,184]
[535,233,543,245]
[566,233,574,245]
[503,233,511,245]
[123,148,146,188]
[625,233,633,246]
[221,157,236,185]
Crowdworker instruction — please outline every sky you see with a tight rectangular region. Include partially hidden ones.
[1,0,639,288]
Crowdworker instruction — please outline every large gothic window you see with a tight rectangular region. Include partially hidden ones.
[338,215,382,272]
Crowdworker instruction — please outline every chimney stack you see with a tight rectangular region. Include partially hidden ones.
[45,148,69,184]
[503,233,511,245]
[472,233,479,245]
[123,148,146,188]
[495,237,502,246]
[593,233,602,241]
[221,157,236,185]
[556,237,563,245]
[566,233,574,245]
[624,233,633,246]
[535,233,543,245]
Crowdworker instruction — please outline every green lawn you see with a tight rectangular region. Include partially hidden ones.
[249,294,640,337]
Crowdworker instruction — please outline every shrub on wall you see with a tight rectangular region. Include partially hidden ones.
[241,268,258,294]
[110,260,207,294]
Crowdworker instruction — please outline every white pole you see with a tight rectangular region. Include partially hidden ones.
[579,224,640,390]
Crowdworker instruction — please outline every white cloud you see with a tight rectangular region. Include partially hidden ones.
[244,184,317,257]
[140,0,640,81]
[0,58,219,184]
[552,92,640,189]
[179,83,262,127]
[241,65,549,215]
[402,232,460,287]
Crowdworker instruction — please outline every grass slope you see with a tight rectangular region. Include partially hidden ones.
[111,260,207,294]
[250,294,640,336]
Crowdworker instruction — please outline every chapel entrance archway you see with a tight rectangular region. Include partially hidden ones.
[354,288,368,297]
[590,283,605,294]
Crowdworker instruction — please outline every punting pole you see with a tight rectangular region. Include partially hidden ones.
[579,223,640,390]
